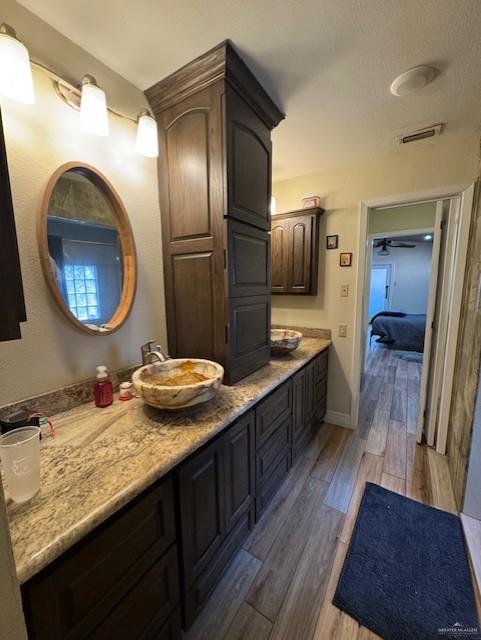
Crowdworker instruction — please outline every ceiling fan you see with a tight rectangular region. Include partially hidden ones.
[373,238,416,256]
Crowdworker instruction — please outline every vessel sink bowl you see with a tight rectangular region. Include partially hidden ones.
[132,359,224,410]
[270,329,303,355]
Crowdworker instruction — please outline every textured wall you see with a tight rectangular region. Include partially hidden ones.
[447,180,481,508]
[272,134,480,420]
[0,1,167,407]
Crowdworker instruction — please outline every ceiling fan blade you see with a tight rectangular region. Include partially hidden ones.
[390,242,416,248]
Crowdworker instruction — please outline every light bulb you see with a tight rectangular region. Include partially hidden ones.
[136,111,158,158]
[0,24,35,104]
[80,75,109,136]
[424,234,432,240]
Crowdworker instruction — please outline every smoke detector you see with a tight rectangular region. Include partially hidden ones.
[396,123,444,145]
[390,65,437,96]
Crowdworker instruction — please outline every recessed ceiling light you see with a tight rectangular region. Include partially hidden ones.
[390,65,436,97]
[424,234,432,240]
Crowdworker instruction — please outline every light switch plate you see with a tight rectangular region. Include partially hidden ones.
[338,324,348,337]
[341,284,349,297]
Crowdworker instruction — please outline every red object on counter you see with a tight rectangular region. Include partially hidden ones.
[94,365,114,408]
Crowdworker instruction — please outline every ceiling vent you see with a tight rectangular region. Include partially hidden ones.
[397,124,443,145]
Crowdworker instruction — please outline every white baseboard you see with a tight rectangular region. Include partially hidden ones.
[324,410,353,429]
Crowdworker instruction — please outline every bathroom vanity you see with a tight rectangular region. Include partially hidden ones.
[9,338,330,638]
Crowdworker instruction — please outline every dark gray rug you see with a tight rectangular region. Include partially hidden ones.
[333,483,480,639]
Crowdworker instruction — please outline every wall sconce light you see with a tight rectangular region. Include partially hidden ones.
[135,110,159,158]
[79,75,109,136]
[0,22,158,157]
[0,23,35,104]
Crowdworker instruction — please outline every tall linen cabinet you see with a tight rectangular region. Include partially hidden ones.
[146,41,284,383]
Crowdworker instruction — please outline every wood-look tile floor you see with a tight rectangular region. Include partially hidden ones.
[184,344,459,640]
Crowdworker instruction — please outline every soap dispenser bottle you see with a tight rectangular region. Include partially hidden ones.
[94,365,114,408]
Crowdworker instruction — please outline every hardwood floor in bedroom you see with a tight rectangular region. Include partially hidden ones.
[183,344,459,640]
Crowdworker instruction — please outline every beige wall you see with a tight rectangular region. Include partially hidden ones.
[0,0,167,406]
[368,202,436,235]
[272,134,480,419]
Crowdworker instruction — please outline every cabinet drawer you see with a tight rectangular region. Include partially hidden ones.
[22,477,176,640]
[255,379,293,448]
[256,415,291,484]
[92,544,180,640]
[256,450,290,520]
[184,506,254,629]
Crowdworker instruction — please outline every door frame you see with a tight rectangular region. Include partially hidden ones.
[351,183,475,448]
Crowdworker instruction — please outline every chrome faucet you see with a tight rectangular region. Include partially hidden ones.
[141,340,169,365]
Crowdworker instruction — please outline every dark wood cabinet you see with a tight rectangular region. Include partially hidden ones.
[178,438,226,590]
[0,107,26,341]
[177,410,256,627]
[271,207,323,295]
[224,411,255,530]
[22,477,180,640]
[22,349,329,637]
[146,41,284,383]
[255,380,293,518]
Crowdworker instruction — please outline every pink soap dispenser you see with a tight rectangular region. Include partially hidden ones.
[94,365,114,408]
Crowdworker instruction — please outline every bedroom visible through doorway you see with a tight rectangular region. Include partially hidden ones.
[361,205,436,442]
[354,188,472,454]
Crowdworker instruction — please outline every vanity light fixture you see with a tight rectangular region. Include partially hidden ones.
[0,22,158,156]
[0,23,35,104]
[135,110,159,158]
[79,75,109,136]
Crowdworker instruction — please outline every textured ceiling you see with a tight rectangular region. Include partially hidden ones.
[17,0,481,180]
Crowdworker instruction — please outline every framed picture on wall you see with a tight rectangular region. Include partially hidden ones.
[326,235,339,250]
[340,252,352,267]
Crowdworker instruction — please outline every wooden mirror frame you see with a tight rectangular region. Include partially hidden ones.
[38,162,137,336]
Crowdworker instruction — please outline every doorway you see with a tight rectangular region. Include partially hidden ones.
[352,184,475,453]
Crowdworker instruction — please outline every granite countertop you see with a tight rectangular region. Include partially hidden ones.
[6,338,330,584]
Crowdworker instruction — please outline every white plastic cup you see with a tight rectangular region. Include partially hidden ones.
[0,426,41,503]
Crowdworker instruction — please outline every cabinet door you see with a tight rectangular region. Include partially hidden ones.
[226,86,272,231]
[226,294,271,384]
[292,368,306,443]
[177,439,226,589]
[271,218,289,293]
[287,215,313,294]
[223,411,255,531]
[305,360,316,420]
[157,82,226,362]
[227,220,270,298]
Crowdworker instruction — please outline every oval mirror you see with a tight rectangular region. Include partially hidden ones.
[38,163,137,335]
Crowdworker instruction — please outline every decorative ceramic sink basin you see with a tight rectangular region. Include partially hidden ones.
[132,359,224,410]
[270,329,303,355]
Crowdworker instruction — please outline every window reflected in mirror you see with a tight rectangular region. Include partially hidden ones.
[46,170,123,329]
